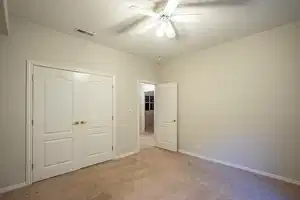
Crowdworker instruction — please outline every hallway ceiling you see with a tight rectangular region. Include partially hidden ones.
[8,0,300,60]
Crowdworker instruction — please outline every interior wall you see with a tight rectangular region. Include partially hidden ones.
[0,17,157,188]
[159,21,300,182]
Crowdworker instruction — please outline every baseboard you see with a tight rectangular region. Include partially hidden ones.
[0,182,28,194]
[179,149,300,186]
[115,151,138,159]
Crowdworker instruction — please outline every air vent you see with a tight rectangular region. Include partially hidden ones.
[75,28,96,37]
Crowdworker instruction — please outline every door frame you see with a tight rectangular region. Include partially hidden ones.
[26,60,117,185]
[136,80,156,152]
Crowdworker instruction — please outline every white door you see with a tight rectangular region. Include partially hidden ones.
[155,83,178,151]
[33,66,113,182]
[140,85,145,132]
[79,74,114,168]
[33,67,77,181]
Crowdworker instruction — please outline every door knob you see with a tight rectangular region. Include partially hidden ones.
[165,120,177,123]
[80,121,87,124]
[73,121,79,125]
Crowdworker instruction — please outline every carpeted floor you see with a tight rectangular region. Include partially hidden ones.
[1,147,300,200]
[140,133,156,149]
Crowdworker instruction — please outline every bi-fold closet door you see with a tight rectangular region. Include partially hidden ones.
[33,66,113,182]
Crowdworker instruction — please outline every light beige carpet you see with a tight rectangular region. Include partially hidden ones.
[140,134,155,149]
[1,148,299,200]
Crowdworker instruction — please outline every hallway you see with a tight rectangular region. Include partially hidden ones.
[140,132,155,149]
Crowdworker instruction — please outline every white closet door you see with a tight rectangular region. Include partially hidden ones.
[33,67,77,182]
[155,83,178,151]
[80,74,114,167]
[33,67,114,182]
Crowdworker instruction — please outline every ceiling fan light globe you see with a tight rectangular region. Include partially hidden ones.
[167,30,176,38]
[156,29,164,37]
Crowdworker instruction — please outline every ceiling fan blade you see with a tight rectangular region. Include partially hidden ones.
[173,13,203,16]
[164,0,182,15]
[167,20,175,31]
[171,14,202,22]
[179,0,250,8]
[135,18,159,34]
[169,20,180,39]
[129,5,159,17]
[113,16,148,34]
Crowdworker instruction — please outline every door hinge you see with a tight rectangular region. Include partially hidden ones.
[31,164,34,170]
[112,85,114,89]
[112,146,114,151]
[112,116,114,120]
[32,74,34,81]
[32,119,34,126]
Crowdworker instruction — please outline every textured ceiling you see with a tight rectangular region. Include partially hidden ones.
[8,0,300,60]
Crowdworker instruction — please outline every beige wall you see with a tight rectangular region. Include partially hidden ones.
[0,18,157,188]
[160,22,300,182]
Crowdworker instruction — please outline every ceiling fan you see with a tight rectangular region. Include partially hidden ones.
[129,0,184,38]
[120,0,250,39]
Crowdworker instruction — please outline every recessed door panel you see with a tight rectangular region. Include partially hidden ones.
[87,134,111,156]
[45,78,73,134]
[44,138,73,167]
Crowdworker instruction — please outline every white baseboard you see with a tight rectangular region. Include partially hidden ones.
[179,149,300,186]
[115,151,138,159]
[0,182,28,194]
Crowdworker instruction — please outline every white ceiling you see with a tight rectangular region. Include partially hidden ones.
[8,0,300,60]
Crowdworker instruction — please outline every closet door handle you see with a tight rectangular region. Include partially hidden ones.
[80,121,87,124]
[73,121,80,125]
[164,120,177,123]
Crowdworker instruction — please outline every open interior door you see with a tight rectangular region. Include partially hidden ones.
[155,83,178,151]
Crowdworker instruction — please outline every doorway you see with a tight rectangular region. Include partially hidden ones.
[139,83,156,149]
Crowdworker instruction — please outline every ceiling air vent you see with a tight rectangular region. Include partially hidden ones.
[75,28,96,37]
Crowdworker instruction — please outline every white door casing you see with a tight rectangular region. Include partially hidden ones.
[33,66,114,182]
[155,83,178,151]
